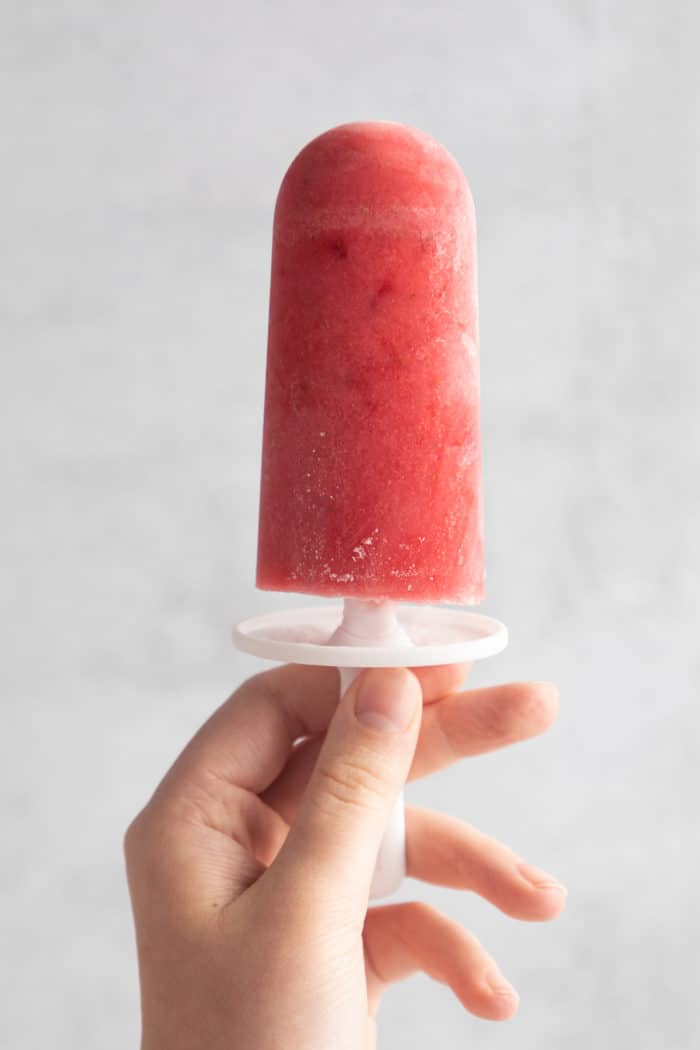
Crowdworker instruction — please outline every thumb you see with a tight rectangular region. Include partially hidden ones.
[272,667,422,909]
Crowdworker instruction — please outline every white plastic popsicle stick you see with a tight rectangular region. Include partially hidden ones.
[233,598,507,900]
[330,600,413,899]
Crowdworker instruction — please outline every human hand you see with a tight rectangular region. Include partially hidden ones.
[125,664,565,1050]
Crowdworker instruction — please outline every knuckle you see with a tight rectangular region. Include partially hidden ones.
[122,801,170,869]
[315,752,388,811]
[123,810,149,873]
[123,810,145,855]
[441,836,478,888]
[245,669,279,702]
[409,900,441,925]
[123,800,160,849]
[474,692,520,740]
[433,703,463,762]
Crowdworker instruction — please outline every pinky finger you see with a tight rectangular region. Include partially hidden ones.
[363,901,519,1021]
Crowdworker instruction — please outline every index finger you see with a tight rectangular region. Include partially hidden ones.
[156,662,469,801]
[157,665,339,800]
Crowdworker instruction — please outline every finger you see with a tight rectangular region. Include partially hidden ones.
[411,681,559,779]
[272,668,421,913]
[157,663,469,805]
[260,735,324,824]
[127,665,341,913]
[409,661,471,702]
[155,664,340,801]
[259,663,469,823]
[363,902,519,1021]
[131,662,466,911]
[261,681,558,825]
[125,788,289,921]
[405,807,567,920]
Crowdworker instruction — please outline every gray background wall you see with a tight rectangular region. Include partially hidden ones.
[1,2,698,1047]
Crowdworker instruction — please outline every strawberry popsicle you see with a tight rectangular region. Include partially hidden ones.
[256,121,484,604]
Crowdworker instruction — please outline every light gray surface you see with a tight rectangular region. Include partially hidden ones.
[1,2,698,1047]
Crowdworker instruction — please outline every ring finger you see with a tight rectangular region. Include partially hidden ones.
[405,806,567,920]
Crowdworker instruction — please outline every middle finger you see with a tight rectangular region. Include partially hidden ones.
[261,681,558,823]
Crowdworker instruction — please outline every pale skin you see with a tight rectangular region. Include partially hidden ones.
[125,663,566,1050]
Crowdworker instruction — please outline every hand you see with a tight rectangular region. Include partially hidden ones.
[125,664,565,1050]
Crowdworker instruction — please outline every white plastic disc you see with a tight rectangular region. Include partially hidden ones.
[233,604,507,667]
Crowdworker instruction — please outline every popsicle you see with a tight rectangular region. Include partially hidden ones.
[256,121,483,604]
[235,121,506,901]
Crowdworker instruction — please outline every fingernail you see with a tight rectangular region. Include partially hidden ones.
[485,970,520,1003]
[517,862,568,896]
[354,670,419,733]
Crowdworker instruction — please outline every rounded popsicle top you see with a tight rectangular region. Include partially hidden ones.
[274,121,475,245]
[257,121,484,605]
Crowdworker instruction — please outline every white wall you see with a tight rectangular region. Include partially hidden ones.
[1,2,698,1047]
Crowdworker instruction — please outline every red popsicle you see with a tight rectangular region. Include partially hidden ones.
[256,121,484,604]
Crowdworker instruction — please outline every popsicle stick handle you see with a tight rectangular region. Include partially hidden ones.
[339,665,406,899]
